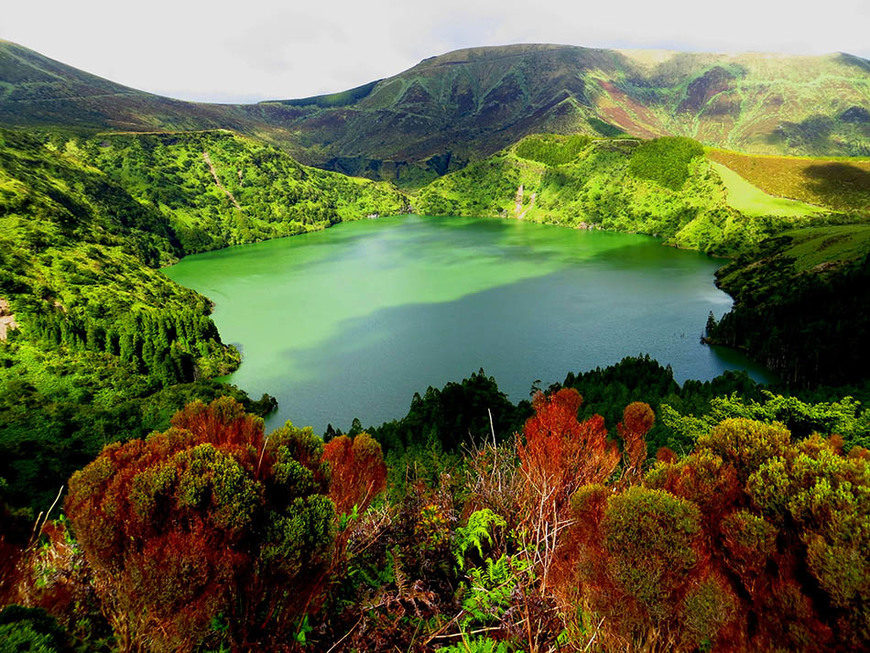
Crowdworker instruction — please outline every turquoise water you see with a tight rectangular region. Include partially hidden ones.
[164,215,772,433]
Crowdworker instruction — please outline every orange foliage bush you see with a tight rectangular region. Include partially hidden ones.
[618,401,655,483]
[566,484,741,652]
[518,389,619,503]
[322,432,387,516]
[517,389,619,587]
[556,418,870,652]
[65,397,335,653]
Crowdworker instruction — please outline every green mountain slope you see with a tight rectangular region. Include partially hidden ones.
[709,161,823,217]
[82,130,408,252]
[2,41,867,186]
[414,134,857,255]
[266,45,870,182]
[0,128,250,383]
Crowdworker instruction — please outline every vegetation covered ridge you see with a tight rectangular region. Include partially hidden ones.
[85,130,408,252]
[1,363,868,652]
[414,133,864,256]
[2,40,868,186]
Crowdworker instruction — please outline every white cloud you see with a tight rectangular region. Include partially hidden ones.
[2,0,867,103]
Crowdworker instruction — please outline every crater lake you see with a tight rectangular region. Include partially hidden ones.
[163,215,773,433]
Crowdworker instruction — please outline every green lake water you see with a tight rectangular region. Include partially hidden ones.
[164,215,773,433]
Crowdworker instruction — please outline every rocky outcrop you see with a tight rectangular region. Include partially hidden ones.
[0,298,18,340]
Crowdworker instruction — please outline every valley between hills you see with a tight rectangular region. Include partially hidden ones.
[0,39,869,653]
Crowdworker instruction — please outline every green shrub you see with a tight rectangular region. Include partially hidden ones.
[627,137,705,190]
[0,606,68,653]
[603,486,702,617]
[514,135,592,166]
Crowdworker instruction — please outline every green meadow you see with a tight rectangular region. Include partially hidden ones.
[710,161,822,217]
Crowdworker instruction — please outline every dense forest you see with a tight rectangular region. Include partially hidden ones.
[0,106,868,650]
[707,226,870,386]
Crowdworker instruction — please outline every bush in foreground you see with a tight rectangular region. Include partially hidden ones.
[65,397,337,652]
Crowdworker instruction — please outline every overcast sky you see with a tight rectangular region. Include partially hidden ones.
[3,0,868,103]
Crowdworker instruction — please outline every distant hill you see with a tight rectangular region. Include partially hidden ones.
[414,133,867,256]
[269,45,870,182]
[0,40,298,137]
[0,39,228,130]
[1,41,868,185]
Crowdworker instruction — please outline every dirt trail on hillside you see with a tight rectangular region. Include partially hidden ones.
[514,185,537,219]
[203,151,242,209]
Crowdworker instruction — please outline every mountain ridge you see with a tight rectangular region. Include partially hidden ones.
[1,40,868,186]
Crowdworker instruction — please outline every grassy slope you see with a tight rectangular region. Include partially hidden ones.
[709,162,822,217]
[717,225,870,288]
[707,148,870,213]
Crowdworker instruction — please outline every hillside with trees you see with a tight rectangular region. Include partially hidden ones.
[706,225,870,386]
[415,133,866,255]
[0,127,403,512]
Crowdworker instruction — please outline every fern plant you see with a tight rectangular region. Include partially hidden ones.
[461,554,532,628]
[452,508,507,570]
[435,634,512,653]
